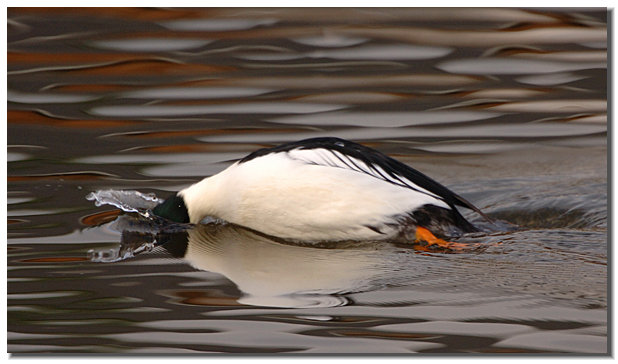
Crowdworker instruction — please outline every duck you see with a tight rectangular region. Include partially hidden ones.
[153,137,491,246]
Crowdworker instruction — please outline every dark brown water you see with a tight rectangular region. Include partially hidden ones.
[7,8,608,354]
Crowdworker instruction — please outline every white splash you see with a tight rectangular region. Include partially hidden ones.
[86,190,162,215]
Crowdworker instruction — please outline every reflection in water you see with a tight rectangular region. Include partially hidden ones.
[173,224,381,308]
[89,213,410,308]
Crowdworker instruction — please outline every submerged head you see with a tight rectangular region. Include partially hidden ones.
[153,194,190,223]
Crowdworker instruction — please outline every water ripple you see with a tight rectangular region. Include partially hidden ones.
[89,102,347,117]
[120,86,278,100]
[88,38,213,52]
[160,18,278,32]
[8,7,607,354]
[268,110,501,127]
[438,58,606,75]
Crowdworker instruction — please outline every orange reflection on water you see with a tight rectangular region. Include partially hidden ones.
[8,111,138,129]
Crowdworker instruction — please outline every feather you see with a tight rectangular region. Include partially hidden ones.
[240,137,491,222]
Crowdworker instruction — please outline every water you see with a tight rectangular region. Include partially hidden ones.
[7,8,608,354]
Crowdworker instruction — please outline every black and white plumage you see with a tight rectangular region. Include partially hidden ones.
[153,137,489,242]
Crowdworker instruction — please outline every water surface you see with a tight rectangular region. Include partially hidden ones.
[7,7,607,354]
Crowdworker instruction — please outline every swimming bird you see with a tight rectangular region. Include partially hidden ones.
[153,137,490,246]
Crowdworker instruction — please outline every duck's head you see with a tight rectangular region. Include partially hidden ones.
[153,194,190,223]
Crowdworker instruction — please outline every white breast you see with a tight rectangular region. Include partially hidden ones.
[179,151,449,241]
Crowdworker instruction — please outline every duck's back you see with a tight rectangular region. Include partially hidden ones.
[180,137,482,242]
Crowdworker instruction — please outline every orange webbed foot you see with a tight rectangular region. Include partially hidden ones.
[414,226,469,252]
